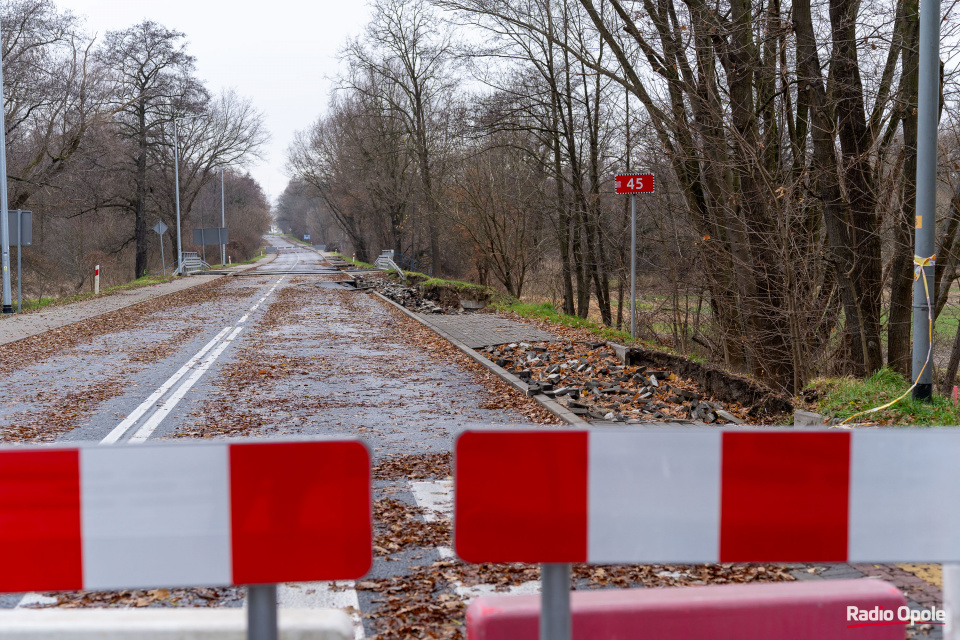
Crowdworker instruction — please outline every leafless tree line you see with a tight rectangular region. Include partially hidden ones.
[3,0,269,299]
[287,0,960,394]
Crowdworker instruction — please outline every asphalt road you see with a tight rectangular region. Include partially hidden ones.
[0,235,540,636]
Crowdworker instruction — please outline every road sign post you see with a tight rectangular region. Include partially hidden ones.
[153,221,168,274]
[12,210,31,312]
[2,210,33,313]
[615,174,655,339]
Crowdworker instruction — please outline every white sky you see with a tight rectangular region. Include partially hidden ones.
[60,0,372,204]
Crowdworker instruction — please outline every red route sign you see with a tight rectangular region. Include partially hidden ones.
[615,173,655,194]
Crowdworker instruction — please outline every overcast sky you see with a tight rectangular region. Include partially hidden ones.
[59,0,372,204]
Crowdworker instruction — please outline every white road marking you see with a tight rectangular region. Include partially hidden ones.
[238,314,249,324]
[15,593,57,608]
[410,481,540,602]
[101,328,232,445]
[410,481,452,522]
[129,327,243,443]
[279,582,364,639]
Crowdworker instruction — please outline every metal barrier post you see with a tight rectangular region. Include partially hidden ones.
[540,563,571,640]
[247,584,278,640]
[945,564,960,639]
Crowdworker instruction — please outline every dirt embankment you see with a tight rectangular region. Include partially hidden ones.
[618,346,794,417]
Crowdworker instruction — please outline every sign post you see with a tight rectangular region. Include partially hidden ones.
[153,221,168,274]
[9,210,31,312]
[614,174,655,338]
[540,563,571,640]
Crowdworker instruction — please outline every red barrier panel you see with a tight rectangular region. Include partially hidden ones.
[466,579,908,640]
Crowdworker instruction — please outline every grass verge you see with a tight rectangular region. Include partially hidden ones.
[419,276,493,297]
[8,273,176,315]
[335,253,377,269]
[810,368,960,425]
[492,300,654,347]
[282,233,311,246]
[205,248,267,269]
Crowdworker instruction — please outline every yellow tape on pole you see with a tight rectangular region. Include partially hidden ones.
[839,255,935,426]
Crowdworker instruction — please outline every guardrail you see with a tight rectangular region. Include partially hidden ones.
[180,252,210,274]
[375,250,406,281]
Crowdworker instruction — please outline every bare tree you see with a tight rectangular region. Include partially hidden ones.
[342,0,457,274]
[97,20,206,278]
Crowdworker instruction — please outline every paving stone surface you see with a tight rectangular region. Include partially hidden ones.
[417,312,557,348]
[418,313,557,349]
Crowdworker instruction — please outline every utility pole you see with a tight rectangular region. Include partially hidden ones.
[0,20,11,315]
[912,0,940,401]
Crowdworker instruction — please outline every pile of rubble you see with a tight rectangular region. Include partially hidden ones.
[480,340,746,425]
[372,280,452,314]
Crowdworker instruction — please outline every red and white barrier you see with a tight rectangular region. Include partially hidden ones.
[455,428,960,564]
[0,440,371,593]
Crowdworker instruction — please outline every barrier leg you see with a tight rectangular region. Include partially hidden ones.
[247,584,278,640]
[540,563,571,640]
[946,564,960,639]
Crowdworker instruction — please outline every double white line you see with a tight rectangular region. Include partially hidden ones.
[101,326,243,444]
[101,276,285,445]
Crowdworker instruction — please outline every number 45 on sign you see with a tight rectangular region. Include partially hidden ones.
[615,173,655,194]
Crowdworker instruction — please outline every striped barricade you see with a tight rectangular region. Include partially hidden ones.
[455,428,953,639]
[0,439,371,592]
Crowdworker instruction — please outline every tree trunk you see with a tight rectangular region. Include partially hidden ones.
[941,321,960,396]
[889,0,919,375]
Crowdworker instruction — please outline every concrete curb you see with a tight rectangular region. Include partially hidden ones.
[372,292,587,426]
[0,608,353,639]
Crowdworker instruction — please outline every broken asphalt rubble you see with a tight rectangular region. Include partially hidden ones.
[480,340,773,425]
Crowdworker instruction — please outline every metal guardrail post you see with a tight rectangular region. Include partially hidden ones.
[247,584,278,640]
[540,563,571,640]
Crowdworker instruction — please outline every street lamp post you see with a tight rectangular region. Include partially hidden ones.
[173,114,201,275]
[220,167,227,266]
[0,21,12,314]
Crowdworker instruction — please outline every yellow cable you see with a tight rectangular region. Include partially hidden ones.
[838,255,935,426]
